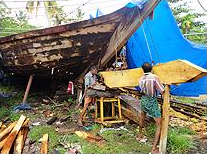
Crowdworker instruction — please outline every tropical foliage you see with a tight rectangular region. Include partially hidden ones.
[0,0,36,37]
[26,1,85,26]
[169,0,207,44]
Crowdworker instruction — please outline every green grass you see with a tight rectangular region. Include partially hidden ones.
[81,129,150,154]
[29,125,60,152]
[167,128,196,154]
[145,123,156,138]
[68,97,76,105]
[172,96,197,104]
[144,123,196,154]
[49,127,151,154]
[0,106,11,118]
[0,94,24,120]
[177,127,196,135]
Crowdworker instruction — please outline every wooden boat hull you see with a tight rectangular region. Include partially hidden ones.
[0,0,160,79]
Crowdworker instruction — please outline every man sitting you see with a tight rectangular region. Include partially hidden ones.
[78,66,98,126]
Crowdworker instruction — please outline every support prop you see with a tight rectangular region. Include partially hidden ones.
[159,85,170,153]
[14,75,33,111]
[22,75,33,104]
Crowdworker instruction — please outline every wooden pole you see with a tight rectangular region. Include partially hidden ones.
[22,75,33,103]
[159,85,170,153]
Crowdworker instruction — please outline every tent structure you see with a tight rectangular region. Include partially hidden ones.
[126,0,207,96]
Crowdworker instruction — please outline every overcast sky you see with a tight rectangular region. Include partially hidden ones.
[2,0,207,28]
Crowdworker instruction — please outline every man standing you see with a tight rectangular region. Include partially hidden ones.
[78,66,98,126]
[137,62,164,154]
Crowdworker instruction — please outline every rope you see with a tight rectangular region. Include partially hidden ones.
[137,8,154,65]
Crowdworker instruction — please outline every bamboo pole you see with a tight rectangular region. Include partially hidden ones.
[159,85,170,153]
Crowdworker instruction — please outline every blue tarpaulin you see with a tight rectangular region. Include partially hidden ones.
[126,0,207,96]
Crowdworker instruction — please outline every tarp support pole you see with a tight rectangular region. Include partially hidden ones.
[22,75,33,104]
[159,85,170,153]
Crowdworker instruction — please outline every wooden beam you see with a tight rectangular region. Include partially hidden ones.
[22,118,30,127]
[22,127,29,147]
[75,131,103,141]
[1,115,26,154]
[40,134,49,154]
[99,60,207,88]
[159,85,170,153]
[100,0,161,67]
[0,135,9,150]
[13,130,24,154]
[116,105,140,124]
[0,125,7,132]
[0,122,17,141]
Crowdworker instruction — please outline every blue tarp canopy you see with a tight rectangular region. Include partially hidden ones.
[126,0,207,96]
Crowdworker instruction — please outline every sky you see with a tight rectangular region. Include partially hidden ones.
[2,0,207,28]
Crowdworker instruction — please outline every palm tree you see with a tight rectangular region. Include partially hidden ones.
[26,1,85,26]
[26,1,60,26]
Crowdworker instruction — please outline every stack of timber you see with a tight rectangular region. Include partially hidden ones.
[118,95,152,123]
[120,87,206,118]
[0,115,49,154]
[118,93,207,123]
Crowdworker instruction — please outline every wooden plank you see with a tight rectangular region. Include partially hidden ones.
[118,95,152,122]
[0,135,9,150]
[22,118,30,127]
[118,105,140,124]
[159,85,170,153]
[75,131,103,141]
[40,134,49,154]
[99,60,207,88]
[13,130,24,154]
[1,115,26,154]
[0,125,7,132]
[0,122,17,141]
[22,127,29,145]
[100,0,161,67]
